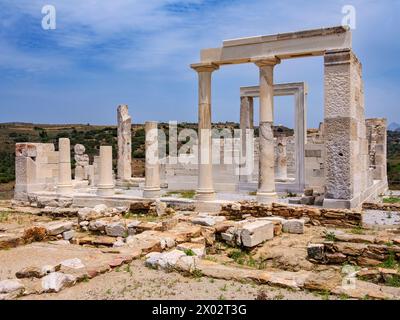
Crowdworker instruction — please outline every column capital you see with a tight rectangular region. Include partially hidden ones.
[253,57,281,67]
[190,62,219,73]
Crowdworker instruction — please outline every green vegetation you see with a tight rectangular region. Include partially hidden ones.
[228,249,266,269]
[385,275,400,287]
[350,226,365,235]
[324,231,337,242]
[164,190,196,199]
[383,197,400,204]
[184,249,196,256]
[379,252,398,269]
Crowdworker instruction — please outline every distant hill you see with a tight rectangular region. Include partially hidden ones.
[388,122,400,131]
[1,122,399,190]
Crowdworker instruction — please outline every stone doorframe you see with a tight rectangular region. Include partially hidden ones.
[240,82,307,192]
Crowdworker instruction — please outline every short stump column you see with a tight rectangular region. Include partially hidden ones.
[143,121,161,198]
[57,138,73,194]
[97,146,115,196]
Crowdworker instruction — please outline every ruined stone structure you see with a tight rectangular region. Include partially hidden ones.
[240,82,307,192]
[117,104,132,185]
[12,26,388,210]
[74,144,89,181]
[189,26,388,208]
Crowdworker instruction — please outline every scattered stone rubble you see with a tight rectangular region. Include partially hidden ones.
[308,230,400,266]
[363,202,400,212]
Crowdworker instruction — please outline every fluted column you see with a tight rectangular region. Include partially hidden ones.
[143,121,161,198]
[254,58,280,203]
[190,63,219,201]
[97,146,115,196]
[57,138,73,194]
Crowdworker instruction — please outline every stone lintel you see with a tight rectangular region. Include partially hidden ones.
[240,82,307,97]
[199,26,352,65]
[223,26,349,47]
[324,49,361,67]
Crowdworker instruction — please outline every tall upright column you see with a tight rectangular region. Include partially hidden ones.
[57,138,73,194]
[117,104,132,182]
[240,96,254,182]
[97,146,115,196]
[191,63,219,201]
[254,58,280,203]
[143,121,161,198]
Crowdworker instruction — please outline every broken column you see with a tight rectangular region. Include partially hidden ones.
[57,138,73,194]
[366,118,387,182]
[240,96,254,182]
[97,146,114,196]
[74,144,89,181]
[275,135,288,181]
[143,121,161,198]
[255,58,280,203]
[117,104,132,184]
[191,63,219,201]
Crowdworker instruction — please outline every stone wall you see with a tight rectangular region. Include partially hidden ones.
[219,202,362,228]
[14,143,59,200]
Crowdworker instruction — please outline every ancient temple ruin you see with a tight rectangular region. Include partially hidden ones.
[13,26,388,210]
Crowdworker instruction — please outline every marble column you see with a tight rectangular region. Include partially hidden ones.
[117,104,132,182]
[143,121,161,198]
[191,63,219,201]
[57,138,73,194]
[240,96,254,182]
[97,146,115,196]
[275,135,288,181]
[254,58,280,203]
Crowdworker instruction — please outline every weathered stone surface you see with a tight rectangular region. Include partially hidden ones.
[326,252,347,264]
[105,221,127,237]
[62,230,75,240]
[60,258,85,269]
[44,221,73,236]
[0,279,24,294]
[160,237,175,250]
[191,216,226,227]
[41,272,76,293]
[332,279,400,300]
[16,267,44,279]
[126,232,162,253]
[177,242,206,257]
[300,196,315,205]
[333,242,367,256]
[240,220,274,247]
[303,270,342,291]
[145,250,186,270]
[89,219,108,232]
[307,244,325,261]
[334,233,375,244]
[282,219,304,234]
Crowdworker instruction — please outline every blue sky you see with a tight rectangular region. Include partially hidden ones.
[0,0,399,128]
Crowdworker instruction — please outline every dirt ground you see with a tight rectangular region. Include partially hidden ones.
[21,259,327,300]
